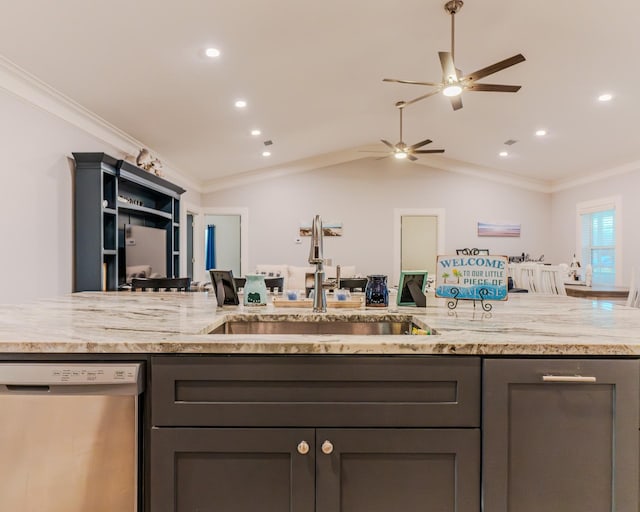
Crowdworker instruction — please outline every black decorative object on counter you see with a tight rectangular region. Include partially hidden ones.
[365,275,389,307]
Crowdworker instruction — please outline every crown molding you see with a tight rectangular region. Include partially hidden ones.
[550,159,640,192]
[202,144,554,194]
[0,54,203,193]
[201,147,367,193]
[407,153,552,193]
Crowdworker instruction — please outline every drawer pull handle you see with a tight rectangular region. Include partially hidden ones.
[321,440,334,455]
[297,441,310,455]
[542,375,597,383]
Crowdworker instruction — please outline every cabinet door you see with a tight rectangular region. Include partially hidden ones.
[483,359,639,512]
[315,428,480,512]
[151,428,315,512]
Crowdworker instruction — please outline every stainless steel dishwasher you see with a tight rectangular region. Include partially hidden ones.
[0,362,143,511]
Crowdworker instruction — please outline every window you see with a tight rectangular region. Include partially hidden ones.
[577,197,621,286]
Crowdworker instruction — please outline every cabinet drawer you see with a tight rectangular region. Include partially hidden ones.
[151,355,480,427]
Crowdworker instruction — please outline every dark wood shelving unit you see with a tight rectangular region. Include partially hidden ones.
[73,153,185,291]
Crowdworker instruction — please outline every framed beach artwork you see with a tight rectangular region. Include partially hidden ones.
[477,221,521,237]
[299,221,343,237]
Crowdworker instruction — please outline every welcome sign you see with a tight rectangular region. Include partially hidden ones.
[435,255,509,301]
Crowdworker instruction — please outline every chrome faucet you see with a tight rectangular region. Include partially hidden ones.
[308,214,340,312]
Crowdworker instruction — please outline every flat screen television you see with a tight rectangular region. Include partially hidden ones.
[123,224,167,281]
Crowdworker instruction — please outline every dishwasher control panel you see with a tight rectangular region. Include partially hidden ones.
[0,363,141,385]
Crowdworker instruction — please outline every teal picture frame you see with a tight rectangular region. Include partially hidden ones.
[397,271,428,306]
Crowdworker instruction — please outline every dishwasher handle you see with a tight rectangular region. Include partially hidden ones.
[5,384,50,393]
[0,383,141,395]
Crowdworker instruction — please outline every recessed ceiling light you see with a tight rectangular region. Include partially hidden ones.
[205,48,220,58]
[262,151,271,157]
[598,93,613,102]
[535,129,547,137]
[234,99,247,108]
[499,151,509,157]
[251,129,261,136]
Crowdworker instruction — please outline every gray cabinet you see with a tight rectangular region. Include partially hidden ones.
[315,428,479,512]
[72,153,185,291]
[151,428,315,512]
[483,358,639,512]
[149,355,481,512]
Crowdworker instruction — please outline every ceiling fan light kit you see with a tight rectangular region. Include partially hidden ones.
[443,84,463,97]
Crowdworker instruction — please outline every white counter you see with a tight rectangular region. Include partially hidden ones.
[0,292,638,355]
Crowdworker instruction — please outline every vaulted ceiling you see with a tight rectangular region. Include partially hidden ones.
[1,0,638,189]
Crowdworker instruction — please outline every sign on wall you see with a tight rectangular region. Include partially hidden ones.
[435,255,508,302]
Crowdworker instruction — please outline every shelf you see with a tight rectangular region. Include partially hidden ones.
[103,249,117,256]
[103,207,117,215]
[118,202,172,220]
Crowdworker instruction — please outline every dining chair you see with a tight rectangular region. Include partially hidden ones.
[508,263,539,292]
[131,277,191,291]
[626,268,640,308]
[537,265,567,295]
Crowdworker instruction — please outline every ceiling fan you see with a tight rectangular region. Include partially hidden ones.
[366,101,445,161]
[383,0,525,111]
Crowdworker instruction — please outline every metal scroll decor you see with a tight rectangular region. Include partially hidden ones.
[435,255,509,311]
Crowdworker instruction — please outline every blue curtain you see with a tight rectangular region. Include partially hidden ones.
[205,224,216,270]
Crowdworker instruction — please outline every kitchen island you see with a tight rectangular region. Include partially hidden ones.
[1,292,639,512]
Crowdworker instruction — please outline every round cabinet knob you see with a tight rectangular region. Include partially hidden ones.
[297,440,310,455]
[321,440,334,455]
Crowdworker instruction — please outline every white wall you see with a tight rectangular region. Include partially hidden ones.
[202,157,552,279]
[0,91,114,303]
[551,167,640,284]
[0,89,199,304]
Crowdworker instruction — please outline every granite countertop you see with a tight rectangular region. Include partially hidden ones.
[0,291,638,355]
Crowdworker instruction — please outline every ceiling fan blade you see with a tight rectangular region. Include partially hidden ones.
[462,54,526,83]
[450,95,463,110]
[408,139,432,150]
[466,83,521,92]
[407,154,418,162]
[374,155,390,160]
[380,139,395,150]
[403,89,441,107]
[383,78,441,87]
[414,149,445,154]
[438,51,458,82]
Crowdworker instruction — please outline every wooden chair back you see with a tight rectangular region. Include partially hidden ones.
[131,277,191,292]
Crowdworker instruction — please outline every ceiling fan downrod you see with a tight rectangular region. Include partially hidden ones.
[396,101,406,144]
[444,0,463,60]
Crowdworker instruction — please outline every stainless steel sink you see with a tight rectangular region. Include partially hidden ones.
[209,314,427,335]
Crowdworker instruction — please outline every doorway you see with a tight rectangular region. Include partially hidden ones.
[393,209,445,286]
[205,214,242,277]
[187,213,194,280]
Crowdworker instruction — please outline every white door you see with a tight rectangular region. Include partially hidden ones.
[393,209,445,287]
